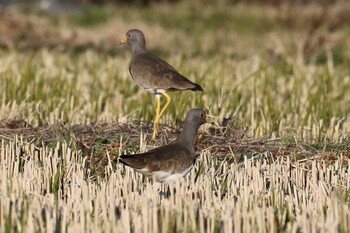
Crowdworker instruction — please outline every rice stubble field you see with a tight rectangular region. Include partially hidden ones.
[0,2,350,232]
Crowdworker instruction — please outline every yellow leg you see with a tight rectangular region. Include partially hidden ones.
[152,92,171,139]
[152,95,161,139]
[156,92,171,122]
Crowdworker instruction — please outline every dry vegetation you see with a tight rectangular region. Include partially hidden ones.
[1,140,350,232]
[0,1,350,232]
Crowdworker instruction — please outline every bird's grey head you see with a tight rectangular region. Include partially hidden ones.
[185,108,208,127]
[176,108,208,144]
[124,29,146,48]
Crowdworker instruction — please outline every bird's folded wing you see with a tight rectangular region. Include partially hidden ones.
[130,53,200,91]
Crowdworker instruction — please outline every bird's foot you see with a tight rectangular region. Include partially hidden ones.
[159,186,174,199]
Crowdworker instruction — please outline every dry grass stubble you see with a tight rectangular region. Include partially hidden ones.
[1,139,349,232]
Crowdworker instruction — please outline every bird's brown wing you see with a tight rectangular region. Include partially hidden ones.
[119,144,195,174]
[129,53,203,92]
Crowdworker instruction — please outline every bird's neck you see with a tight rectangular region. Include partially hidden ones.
[132,44,147,56]
[176,121,200,149]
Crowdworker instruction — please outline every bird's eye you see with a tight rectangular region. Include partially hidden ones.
[127,34,132,38]
[199,112,204,117]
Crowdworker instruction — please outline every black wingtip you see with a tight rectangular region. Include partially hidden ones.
[119,154,139,167]
[118,155,127,165]
[192,84,204,92]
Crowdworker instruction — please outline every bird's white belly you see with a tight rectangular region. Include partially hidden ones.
[140,86,156,93]
[152,165,193,183]
[141,86,166,95]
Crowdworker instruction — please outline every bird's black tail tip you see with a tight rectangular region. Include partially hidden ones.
[118,155,127,164]
[192,84,204,92]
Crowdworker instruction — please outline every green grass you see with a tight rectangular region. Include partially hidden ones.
[1,44,349,142]
[68,6,116,27]
[1,51,347,140]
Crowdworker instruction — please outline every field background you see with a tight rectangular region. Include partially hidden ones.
[0,0,350,232]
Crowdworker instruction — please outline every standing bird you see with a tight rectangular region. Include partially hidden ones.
[119,109,208,185]
[119,29,203,139]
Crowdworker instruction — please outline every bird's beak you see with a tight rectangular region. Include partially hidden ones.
[205,115,215,123]
[118,37,127,45]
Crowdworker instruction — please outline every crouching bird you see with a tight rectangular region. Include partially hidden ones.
[119,109,209,188]
[119,29,203,139]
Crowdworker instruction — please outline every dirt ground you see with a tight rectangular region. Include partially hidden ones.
[0,8,114,51]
